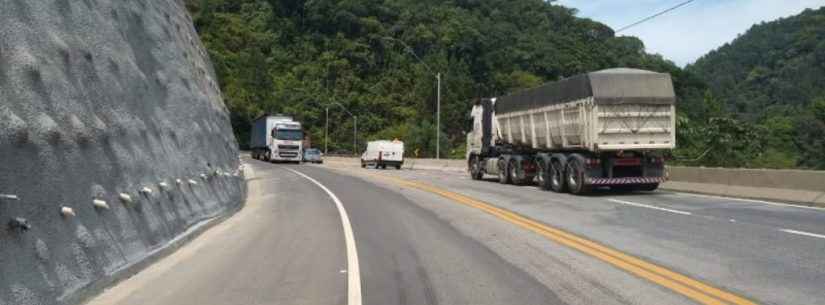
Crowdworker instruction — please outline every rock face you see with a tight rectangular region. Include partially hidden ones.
[0,1,243,305]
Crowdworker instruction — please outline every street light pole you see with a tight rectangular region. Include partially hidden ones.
[353,116,358,156]
[328,101,357,156]
[381,37,443,159]
[436,73,441,160]
[325,107,329,154]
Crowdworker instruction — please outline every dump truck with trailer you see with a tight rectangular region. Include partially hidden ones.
[250,114,304,163]
[466,68,676,194]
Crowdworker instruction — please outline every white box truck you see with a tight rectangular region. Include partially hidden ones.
[466,68,676,194]
[361,140,405,169]
[250,114,304,163]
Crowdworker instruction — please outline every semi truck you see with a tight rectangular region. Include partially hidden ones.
[250,114,304,163]
[466,68,676,194]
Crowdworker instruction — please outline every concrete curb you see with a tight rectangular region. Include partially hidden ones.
[73,175,249,305]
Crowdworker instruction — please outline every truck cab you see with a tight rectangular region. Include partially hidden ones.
[269,122,304,162]
[250,115,304,163]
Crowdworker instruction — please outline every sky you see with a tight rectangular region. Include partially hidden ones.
[555,0,825,66]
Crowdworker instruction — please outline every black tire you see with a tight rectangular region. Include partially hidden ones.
[509,159,521,185]
[566,159,591,195]
[637,183,659,191]
[380,164,387,169]
[550,160,566,193]
[538,161,552,190]
[395,164,401,170]
[498,159,511,184]
[361,161,366,168]
[263,151,271,162]
[470,156,484,180]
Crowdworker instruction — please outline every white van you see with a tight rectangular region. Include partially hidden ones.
[361,140,404,169]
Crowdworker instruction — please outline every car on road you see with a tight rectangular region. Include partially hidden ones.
[361,140,404,169]
[302,148,324,164]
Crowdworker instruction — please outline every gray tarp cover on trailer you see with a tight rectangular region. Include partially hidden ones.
[495,68,676,114]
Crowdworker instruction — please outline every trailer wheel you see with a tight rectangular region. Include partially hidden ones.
[550,160,566,193]
[538,161,552,190]
[509,159,522,185]
[566,159,591,195]
[395,164,402,170]
[469,156,483,180]
[497,159,511,184]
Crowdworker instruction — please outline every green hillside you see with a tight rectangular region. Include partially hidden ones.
[185,0,822,169]
[687,7,825,169]
[185,0,693,157]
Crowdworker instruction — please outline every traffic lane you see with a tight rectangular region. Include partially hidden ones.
[317,164,698,305]
[293,164,565,305]
[87,159,347,305]
[607,192,825,237]
[390,167,825,238]
[349,166,825,305]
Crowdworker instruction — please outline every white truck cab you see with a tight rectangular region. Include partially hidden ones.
[250,115,304,163]
[361,140,404,169]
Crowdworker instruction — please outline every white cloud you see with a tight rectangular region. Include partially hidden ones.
[555,0,824,66]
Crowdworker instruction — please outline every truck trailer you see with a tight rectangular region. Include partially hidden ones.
[250,114,304,163]
[466,68,676,194]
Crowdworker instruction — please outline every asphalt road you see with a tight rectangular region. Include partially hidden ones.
[87,157,825,305]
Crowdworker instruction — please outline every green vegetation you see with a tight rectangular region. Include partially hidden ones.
[186,1,824,169]
[686,7,825,169]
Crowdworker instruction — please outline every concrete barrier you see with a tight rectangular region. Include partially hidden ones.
[323,157,825,206]
[664,167,825,207]
[0,2,244,305]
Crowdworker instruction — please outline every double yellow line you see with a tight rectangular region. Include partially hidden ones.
[373,173,759,305]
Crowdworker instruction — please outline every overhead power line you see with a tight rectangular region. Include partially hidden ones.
[615,0,697,33]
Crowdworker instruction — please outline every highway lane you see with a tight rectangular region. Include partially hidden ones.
[86,157,565,305]
[87,160,349,305]
[328,162,825,305]
[86,157,824,305]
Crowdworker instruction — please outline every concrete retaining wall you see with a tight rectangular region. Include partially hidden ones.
[325,157,825,206]
[0,1,244,305]
[664,167,825,206]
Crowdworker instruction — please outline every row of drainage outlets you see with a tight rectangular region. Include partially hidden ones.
[1,164,246,233]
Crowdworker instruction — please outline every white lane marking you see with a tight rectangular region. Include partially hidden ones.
[675,192,825,212]
[608,199,693,215]
[780,229,825,240]
[286,168,362,305]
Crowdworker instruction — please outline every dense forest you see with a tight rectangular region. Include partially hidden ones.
[687,6,825,169]
[185,0,824,169]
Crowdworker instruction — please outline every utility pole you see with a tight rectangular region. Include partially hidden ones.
[325,107,329,154]
[353,116,358,156]
[436,73,441,160]
[327,102,356,156]
[380,37,443,159]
